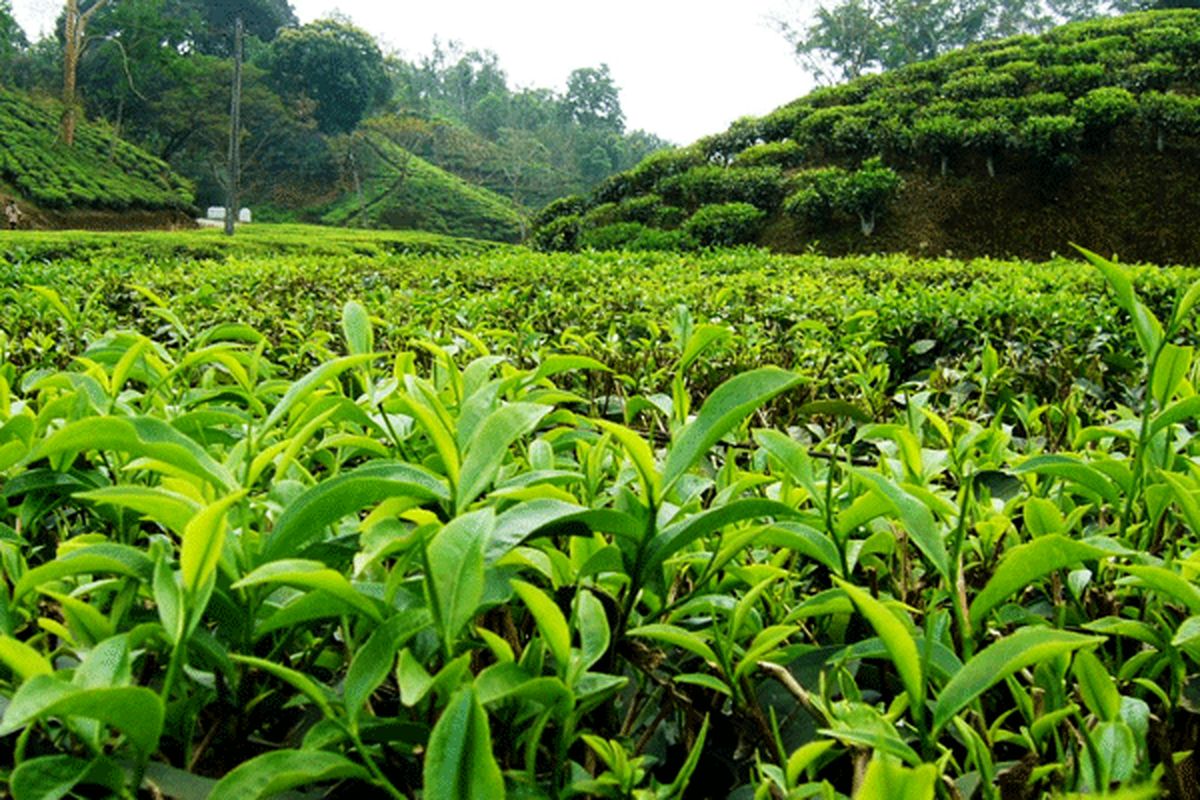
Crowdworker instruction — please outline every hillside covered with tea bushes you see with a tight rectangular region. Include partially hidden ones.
[533,10,1200,263]
[0,89,193,218]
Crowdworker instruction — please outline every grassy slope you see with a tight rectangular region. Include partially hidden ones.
[0,89,192,212]
[557,10,1200,262]
[320,129,526,243]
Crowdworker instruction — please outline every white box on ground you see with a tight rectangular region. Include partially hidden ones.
[205,207,252,223]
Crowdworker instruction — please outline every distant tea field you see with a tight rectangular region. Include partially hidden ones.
[1,227,1199,798]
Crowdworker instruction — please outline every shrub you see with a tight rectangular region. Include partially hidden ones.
[532,195,587,229]
[1073,87,1138,134]
[579,222,652,250]
[683,202,766,247]
[782,166,849,222]
[1139,90,1200,151]
[656,166,785,211]
[962,117,1016,176]
[839,157,903,236]
[782,159,902,236]
[580,202,621,230]
[733,140,805,169]
[913,114,966,175]
[531,213,581,252]
[1017,114,1084,168]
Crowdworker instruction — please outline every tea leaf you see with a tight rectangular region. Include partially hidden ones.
[835,578,925,724]
[209,750,370,800]
[423,687,506,800]
[933,628,1103,733]
[0,676,164,753]
[457,402,551,509]
[180,492,246,596]
[662,368,803,494]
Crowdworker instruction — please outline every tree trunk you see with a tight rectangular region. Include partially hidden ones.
[859,211,876,237]
[225,16,243,237]
[986,154,995,178]
[62,1,80,145]
[61,0,110,146]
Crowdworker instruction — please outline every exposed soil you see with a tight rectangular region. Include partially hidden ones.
[0,187,197,232]
[764,134,1200,265]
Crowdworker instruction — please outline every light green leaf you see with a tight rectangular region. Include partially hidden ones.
[424,687,506,800]
[662,368,803,494]
[1073,649,1121,722]
[13,544,153,602]
[0,676,164,753]
[512,579,571,672]
[933,628,1103,733]
[457,402,551,509]
[10,755,126,800]
[593,419,661,503]
[852,470,950,582]
[855,757,937,800]
[260,354,374,435]
[427,511,491,650]
[342,300,374,357]
[232,559,383,623]
[969,536,1118,627]
[834,578,924,725]
[263,461,448,563]
[0,636,53,682]
[33,416,236,491]
[208,750,370,800]
[1153,344,1193,406]
[343,612,430,727]
[627,624,717,665]
[1119,564,1200,615]
[230,655,336,720]
[180,492,246,596]
[74,486,200,536]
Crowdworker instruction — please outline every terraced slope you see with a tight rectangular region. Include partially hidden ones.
[534,10,1200,262]
[320,128,526,243]
[0,89,192,213]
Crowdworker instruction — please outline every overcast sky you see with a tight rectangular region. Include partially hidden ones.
[10,0,816,144]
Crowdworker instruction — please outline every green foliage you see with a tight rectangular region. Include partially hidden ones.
[784,158,903,235]
[682,202,766,247]
[321,129,524,242]
[0,89,192,211]
[657,165,786,211]
[2,230,1200,797]
[1018,113,1085,165]
[1074,86,1140,133]
[267,18,390,135]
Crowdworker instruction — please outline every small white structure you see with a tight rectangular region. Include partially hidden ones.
[204,206,252,223]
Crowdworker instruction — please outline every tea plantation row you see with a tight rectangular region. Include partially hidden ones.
[0,236,1198,798]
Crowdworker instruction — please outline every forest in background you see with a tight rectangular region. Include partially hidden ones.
[0,0,669,221]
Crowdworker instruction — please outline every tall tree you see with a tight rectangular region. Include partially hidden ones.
[267,17,389,134]
[0,0,26,81]
[61,0,111,145]
[562,64,625,134]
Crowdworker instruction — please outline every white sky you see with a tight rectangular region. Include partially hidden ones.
[10,0,817,144]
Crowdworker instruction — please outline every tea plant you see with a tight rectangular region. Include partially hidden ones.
[0,238,1198,798]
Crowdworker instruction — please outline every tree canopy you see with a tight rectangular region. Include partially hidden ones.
[267,17,390,134]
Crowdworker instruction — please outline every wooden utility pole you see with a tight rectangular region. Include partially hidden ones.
[224,16,243,237]
[62,0,111,146]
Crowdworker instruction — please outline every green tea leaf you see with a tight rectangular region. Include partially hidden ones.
[33,416,236,491]
[852,470,950,582]
[263,461,448,562]
[13,544,153,602]
[74,486,200,536]
[0,635,53,682]
[662,368,803,494]
[512,579,571,672]
[180,492,246,595]
[1153,344,1193,406]
[457,402,551,509]
[834,578,925,725]
[260,354,374,435]
[233,559,383,623]
[0,676,164,753]
[969,536,1117,627]
[1073,648,1121,722]
[933,628,1103,733]
[855,757,937,800]
[344,612,431,727]
[209,750,370,800]
[424,687,506,800]
[427,510,491,650]
[341,300,374,357]
[10,755,126,800]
